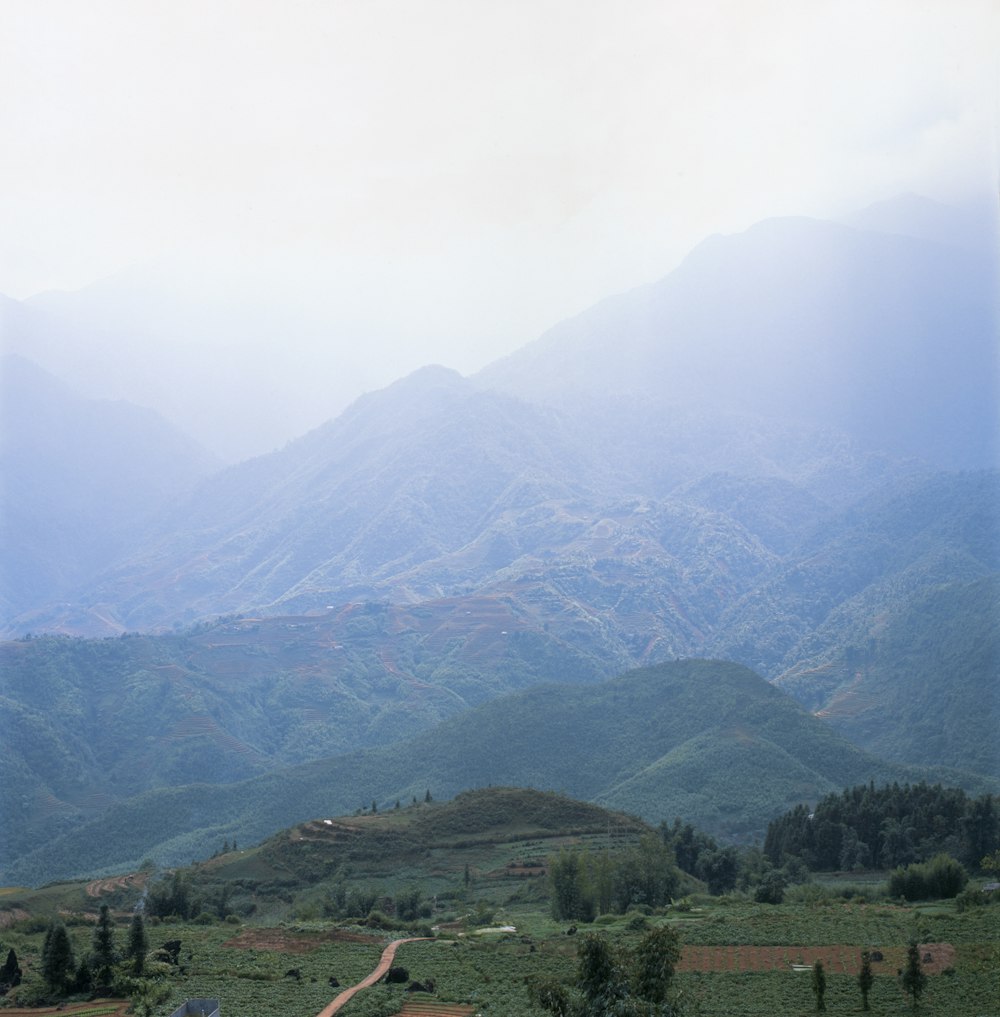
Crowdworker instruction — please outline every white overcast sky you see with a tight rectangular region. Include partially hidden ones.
[1,0,997,380]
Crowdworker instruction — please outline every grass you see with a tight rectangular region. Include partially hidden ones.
[3,893,997,1017]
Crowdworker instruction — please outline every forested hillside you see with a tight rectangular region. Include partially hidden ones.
[6,659,994,887]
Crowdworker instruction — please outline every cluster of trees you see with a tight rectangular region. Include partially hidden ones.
[145,871,232,922]
[660,820,740,894]
[528,926,683,1016]
[37,905,150,998]
[549,835,680,921]
[321,883,432,923]
[764,783,998,871]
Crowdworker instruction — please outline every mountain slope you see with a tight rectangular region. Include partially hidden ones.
[777,576,1000,777]
[7,659,992,886]
[477,213,998,469]
[0,355,219,624]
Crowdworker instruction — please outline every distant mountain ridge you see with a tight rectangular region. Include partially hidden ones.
[2,197,996,888]
[0,354,218,622]
[477,211,997,469]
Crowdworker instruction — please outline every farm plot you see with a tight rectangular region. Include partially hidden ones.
[677,942,956,974]
[395,1002,474,1017]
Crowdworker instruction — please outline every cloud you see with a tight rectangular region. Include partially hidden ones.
[1,0,995,312]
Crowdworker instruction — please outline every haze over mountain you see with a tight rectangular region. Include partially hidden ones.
[1,196,996,888]
[0,354,218,623]
[478,200,998,469]
[5,198,994,636]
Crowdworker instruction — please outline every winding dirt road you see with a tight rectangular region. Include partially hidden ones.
[316,937,430,1017]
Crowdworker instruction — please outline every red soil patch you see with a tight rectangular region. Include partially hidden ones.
[677,943,955,975]
[0,908,29,927]
[223,928,380,953]
[396,1004,475,1017]
[2,1001,129,1017]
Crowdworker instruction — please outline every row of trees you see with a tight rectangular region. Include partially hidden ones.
[764,783,998,871]
[549,835,680,921]
[529,929,927,1017]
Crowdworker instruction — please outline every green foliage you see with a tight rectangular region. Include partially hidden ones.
[532,926,683,1016]
[810,959,826,1011]
[857,950,874,1011]
[14,658,971,887]
[41,919,75,994]
[900,940,927,1009]
[889,853,968,901]
[549,836,680,921]
[0,946,22,992]
[126,913,149,975]
[90,904,117,987]
[754,871,786,905]
[765,783,998,871]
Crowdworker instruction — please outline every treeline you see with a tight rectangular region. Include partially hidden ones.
[764,782,998,871]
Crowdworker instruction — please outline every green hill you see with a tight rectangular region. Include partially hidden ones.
[778,577,1000,776]
[8,659,993,886]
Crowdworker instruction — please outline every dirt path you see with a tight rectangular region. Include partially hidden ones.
[316,937,430,1017]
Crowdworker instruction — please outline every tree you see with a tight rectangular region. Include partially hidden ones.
[531,926,682,1016]
[42,920,76,994]
[0,947,22,992]
[90,904,118,988]
[550,849,593,922]
[900,941,926,1010]
[858,951,874,1011]
[754,870,787,904]
[631,926,682,1005]
[811,960,826,1011]
[126,913,149,975]
[695,847,739,895]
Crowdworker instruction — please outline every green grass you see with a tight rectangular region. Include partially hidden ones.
[2,894,997,1017]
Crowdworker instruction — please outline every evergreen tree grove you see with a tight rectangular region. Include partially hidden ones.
[42,920,76,995]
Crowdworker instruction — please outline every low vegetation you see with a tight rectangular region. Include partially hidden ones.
[1,787,998,1017]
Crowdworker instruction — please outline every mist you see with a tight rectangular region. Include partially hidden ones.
[1,0,996,460]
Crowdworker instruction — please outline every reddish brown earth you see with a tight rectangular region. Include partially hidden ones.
[677,943,955,975]
[1,1001,129,1017]
[396,1004,475,1017]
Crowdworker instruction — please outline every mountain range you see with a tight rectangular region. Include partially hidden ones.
[0,194,996,886]
[9,658,995,887]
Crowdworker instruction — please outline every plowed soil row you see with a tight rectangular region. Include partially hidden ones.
[1,1001,129,1017]
[396,1004,475,1017]
[677,943,955,975]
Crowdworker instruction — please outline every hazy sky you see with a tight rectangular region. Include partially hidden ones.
[1,0,997,445]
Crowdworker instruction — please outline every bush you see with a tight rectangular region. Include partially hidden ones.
[888,853,967,901]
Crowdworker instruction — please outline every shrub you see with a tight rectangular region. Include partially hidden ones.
[888,853,967,901]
